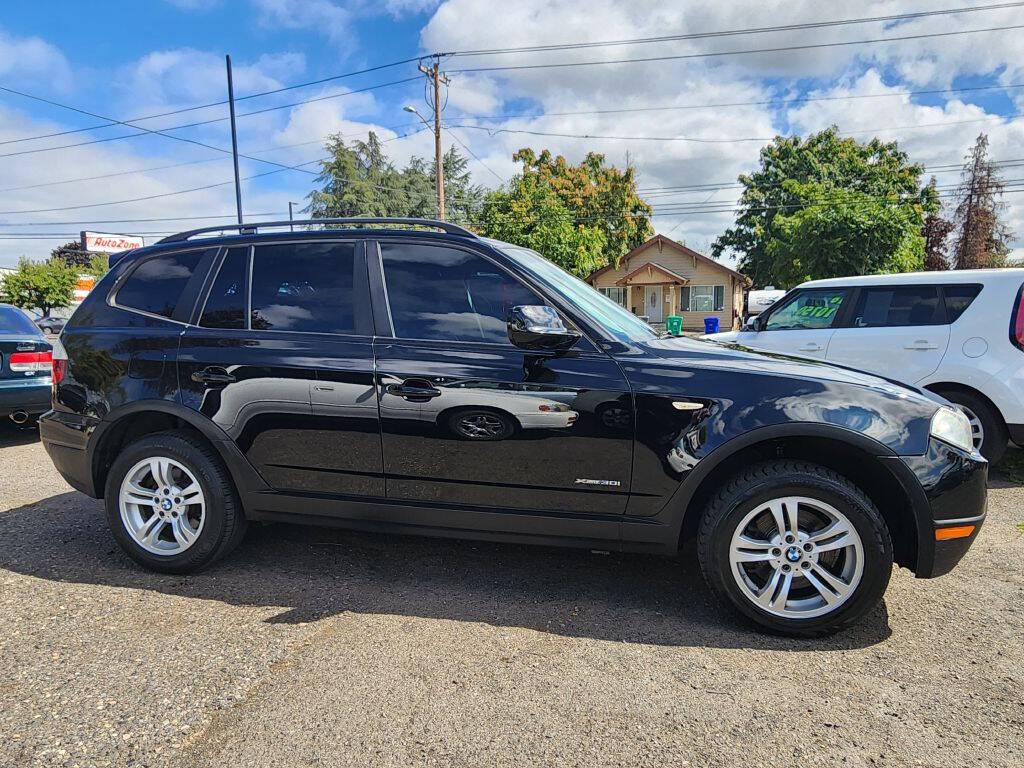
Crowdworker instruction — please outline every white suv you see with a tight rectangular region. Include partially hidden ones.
[707,269,1024,462]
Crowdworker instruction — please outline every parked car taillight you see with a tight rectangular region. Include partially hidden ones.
[1013,283,1024,351]
[51,340,67,387]
[8,350,52,372]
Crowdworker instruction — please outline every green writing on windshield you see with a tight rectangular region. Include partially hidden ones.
[795,295,843,319]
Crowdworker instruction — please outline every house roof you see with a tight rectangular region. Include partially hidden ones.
[586,234,752,286]
[614,261,689,286]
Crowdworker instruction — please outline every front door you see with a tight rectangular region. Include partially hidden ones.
[178,241,382,497]
[371,239,634,515]
[734,287,851,359]
[645,285,663,323]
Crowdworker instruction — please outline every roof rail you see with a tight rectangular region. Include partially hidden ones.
[157,217,477,244]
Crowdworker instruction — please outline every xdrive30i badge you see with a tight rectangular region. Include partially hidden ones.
[574,478,622,487]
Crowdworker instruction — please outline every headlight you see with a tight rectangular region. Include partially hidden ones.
[930,407,974,453]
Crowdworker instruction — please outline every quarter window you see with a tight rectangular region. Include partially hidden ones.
[116,249,211,319]
[200,247,247,330]
[764,289,847,331]
[380,243,543,343]
[852,286,942,327]
[250,242,364,334]
[942,284,983,323]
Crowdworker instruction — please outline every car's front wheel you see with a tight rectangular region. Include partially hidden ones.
[104,431,247,573]
[698,461,893,637]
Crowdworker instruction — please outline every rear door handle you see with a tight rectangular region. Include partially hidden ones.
[191,366,236,386]
[904,340,938,350]
[385,380,442,400]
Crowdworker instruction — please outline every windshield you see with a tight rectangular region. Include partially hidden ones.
[0,306,43,336]
[494,243,658,344]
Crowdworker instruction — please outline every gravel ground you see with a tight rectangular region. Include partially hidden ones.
[1,424,1022,768]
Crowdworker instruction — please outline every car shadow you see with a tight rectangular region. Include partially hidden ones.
[0,422,40,448]
[0,491,892,651]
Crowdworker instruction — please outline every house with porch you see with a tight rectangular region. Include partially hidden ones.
[586,234,751,331]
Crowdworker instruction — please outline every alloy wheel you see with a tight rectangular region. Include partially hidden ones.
[456,413,507,439]
[119,457,206,555]
[958,405,985,451]
[729,496,864,619]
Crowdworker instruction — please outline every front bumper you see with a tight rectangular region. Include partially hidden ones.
[0,378,52,417]
[890,438,988,579]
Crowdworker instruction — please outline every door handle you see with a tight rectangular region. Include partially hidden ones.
[191,366,236,386]
[385,380,442,400]
[904,341,938,350]
[797,343,823,352]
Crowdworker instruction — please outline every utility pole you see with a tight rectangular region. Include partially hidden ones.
[417,58,450,220]
[225,55,243,225]
[288,201,297,231]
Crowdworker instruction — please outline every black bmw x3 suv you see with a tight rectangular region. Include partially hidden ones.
[40,218,987,636]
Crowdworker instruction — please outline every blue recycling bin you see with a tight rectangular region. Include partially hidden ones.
[703,316,720,334]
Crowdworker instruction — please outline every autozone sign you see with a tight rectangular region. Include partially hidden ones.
[80,231,145,253]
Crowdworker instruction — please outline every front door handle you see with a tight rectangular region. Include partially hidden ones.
[904,340,938,350]
[191,366,236,387]
[797,343,824,352]
[385,379,442,401]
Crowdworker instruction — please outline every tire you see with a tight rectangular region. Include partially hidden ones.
[697,460,893,637]
[103,430,247,573]
[446,408,516,441]
[935,388,1008,464]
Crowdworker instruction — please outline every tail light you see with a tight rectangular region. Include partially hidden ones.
[52,341,68,388]
[1012,283,1024,352]
[8,350,52,372]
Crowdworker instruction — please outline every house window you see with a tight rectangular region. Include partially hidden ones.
[681,285,725,312]
[598,286,628,308]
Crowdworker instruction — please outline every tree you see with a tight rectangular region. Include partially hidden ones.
[479,149,653,277]
[0,258,76,317]
[950,134,1013,269]
[712,127,937,287]
[306,131,484,225]
[51,241,110,278]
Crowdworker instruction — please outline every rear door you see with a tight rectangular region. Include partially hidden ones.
[826,285,950,383]
[735,287,851,359]
[178,240,381,496]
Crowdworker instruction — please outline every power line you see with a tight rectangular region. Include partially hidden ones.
[449,24,1024,74]
[444,128,506,183]
[449,2,1024,56]
[0,78,420,160]
[0,56,424,147]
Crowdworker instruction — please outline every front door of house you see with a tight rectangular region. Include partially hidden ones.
[645,286,663,322]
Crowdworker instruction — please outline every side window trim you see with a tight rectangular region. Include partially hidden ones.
[194,245,249,328]
[109,246,218,326]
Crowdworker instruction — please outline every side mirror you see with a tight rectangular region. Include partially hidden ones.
[507,305,580,352]
[742,316,757,331]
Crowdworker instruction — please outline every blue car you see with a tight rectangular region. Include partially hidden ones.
[0,303,53,425]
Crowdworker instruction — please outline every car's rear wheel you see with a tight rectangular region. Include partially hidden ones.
[934,388,1007,463]
[104,431,246,573]
[697,461,892,637]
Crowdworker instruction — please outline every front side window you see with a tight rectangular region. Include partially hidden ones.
[852,286,942,327]
[250,242,362,334]
[764,288,847,331]
[116,249,210,319]
[381,243,542,343]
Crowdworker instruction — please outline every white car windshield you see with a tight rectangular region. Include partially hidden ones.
[494,243,658,344]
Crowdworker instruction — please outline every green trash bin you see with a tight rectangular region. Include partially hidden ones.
[666,315,683,336]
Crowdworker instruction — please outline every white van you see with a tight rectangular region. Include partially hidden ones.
[707,269,1024,462]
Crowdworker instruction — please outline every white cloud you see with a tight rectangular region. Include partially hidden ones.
[0,30,72,90]
[250,0,351,41]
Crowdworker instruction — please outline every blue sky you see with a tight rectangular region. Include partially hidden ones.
[0,0,1021,267]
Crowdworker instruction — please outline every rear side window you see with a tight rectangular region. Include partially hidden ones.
[764,288,847,331]
[116,249,208,319]
[201,247,247,330]
[852,286,942,327]
[0,306,41,335]
[250,242,365,334]
[942,284,983,323]
[380,243,543,343]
